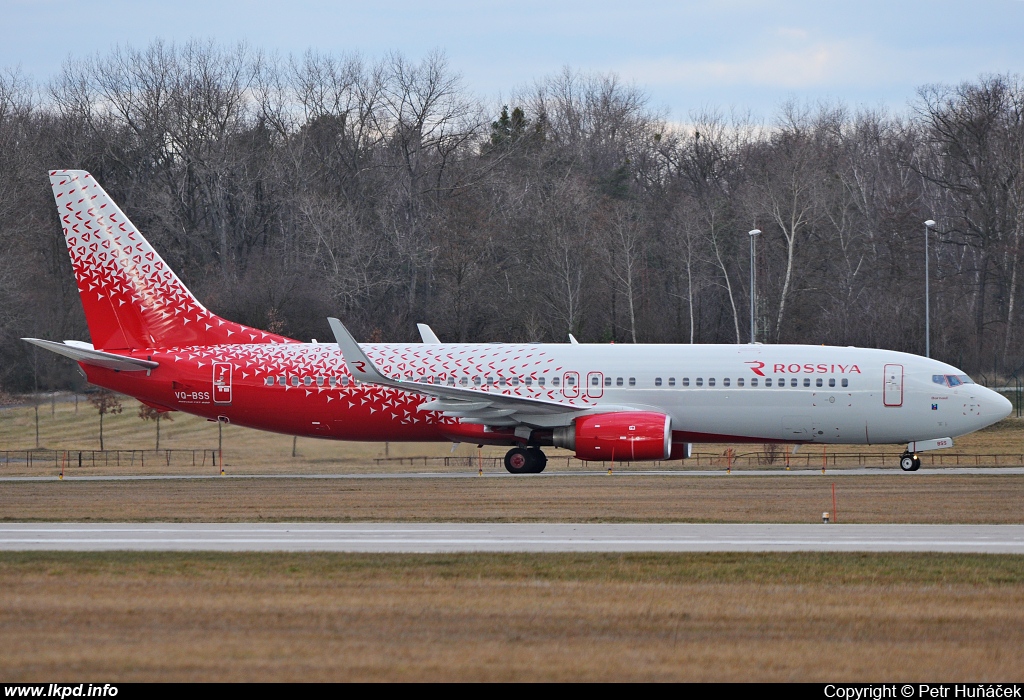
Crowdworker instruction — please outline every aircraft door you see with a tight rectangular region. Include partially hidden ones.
[586,372,604,398]
[563,371,580,398]
[213,362,233,405]
[883,364,903,407]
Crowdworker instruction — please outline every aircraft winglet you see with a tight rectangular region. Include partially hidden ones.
[417,323,441,343]
[327,317,396,387]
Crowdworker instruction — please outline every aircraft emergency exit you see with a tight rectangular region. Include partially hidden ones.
[25,170,1013,473]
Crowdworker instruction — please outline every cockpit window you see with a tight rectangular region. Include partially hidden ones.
[946,375,962,387]
[933,375,946,385]
[958,375,975,384]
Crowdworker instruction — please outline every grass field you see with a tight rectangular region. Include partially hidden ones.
[2,474,1024,523]
[1,394,1021,476]
[1,551,1022,682]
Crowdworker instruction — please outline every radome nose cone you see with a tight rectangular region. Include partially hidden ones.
[995,391,1013,419]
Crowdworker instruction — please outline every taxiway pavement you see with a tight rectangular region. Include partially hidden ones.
[1,523,1023,553]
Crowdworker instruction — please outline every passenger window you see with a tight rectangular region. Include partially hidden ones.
[655,378,662,386]
[616,377,623,386]
[316,376,325,386]
[487,377,495,385]
[279,376,286,386]
[790,378,798,388]
[525,377,532,386]
[779,380,786,388]
[696,378,703,387]
[829,378,835,388]
[448,377,456,386]
[339,377,348,386]
[539,377,546,386]
[567,376,576,386]
[302,377,311,386]
[709,378,716,387]
[628,377,636,386]
[474,377,481,386]
[499,377,507,386]
[553,377,560,387]
[841,378,848,387]
[766,378,772,387]
[751,378,758,387]
[682,378,690,387]
[815,378,822,387]
[803,378,810,387]
[668,378,675,387]
[737,378,744,387]
[592,376,600,386]
[290,376,300,387]
[604,376,612,386]
[264,377,274,386]
[723,378,730,387]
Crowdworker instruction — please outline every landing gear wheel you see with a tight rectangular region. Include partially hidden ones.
[503,447,548,474]
[504,447,532,474]
[900,452,922,472]
[528,448,547,474]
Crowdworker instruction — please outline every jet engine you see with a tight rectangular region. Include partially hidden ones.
[552,412,671,461]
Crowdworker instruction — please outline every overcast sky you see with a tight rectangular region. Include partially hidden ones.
[3,0,1024,120]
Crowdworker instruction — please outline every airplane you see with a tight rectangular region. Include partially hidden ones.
[25,170,1013,474]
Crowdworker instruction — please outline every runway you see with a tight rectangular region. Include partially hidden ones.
[2,523,1023,553]
[2,466,1024,481]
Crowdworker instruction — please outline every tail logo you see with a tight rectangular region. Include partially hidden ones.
[213,363,233,405]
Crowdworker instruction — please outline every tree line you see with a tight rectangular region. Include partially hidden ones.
[0,40,1022,393]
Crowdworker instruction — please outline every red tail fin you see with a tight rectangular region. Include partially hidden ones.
[49,170,296,350]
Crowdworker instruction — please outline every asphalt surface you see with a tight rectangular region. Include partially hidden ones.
[2,523,1023,552]
[2,466,1024,481]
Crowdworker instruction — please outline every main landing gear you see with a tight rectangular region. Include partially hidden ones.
[504,447,548,474]
[900,451,922,472]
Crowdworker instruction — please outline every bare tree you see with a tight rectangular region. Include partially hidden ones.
[138,403,173,450]
[89,391,123,451]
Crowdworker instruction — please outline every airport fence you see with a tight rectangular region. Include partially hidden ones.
[374,451,1024,470]
[0,449,222,469]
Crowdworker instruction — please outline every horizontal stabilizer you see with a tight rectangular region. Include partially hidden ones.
[22,338,158,372]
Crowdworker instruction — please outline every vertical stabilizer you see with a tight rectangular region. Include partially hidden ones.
[49,170,295,350]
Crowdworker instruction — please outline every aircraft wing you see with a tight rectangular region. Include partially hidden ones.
[23,338,158,372]
[329,318,588,427]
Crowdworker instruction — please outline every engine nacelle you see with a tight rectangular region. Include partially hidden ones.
[553,412,671,462]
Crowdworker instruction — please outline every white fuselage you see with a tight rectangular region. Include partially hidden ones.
[355,342,1011,444]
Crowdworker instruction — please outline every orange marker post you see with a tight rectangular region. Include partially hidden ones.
[832,482,838,523]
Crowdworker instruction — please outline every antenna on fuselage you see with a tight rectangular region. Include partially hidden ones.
[568,334,580,345]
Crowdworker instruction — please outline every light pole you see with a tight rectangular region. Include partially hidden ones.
[924,220,936,358]
[749,229,761,343]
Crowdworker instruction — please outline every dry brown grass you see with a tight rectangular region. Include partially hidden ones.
[1,551,1022,682]
[2,474,1023,523]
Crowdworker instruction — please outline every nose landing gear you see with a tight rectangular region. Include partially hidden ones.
[900,451,922,471]
[504,447,548,474]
